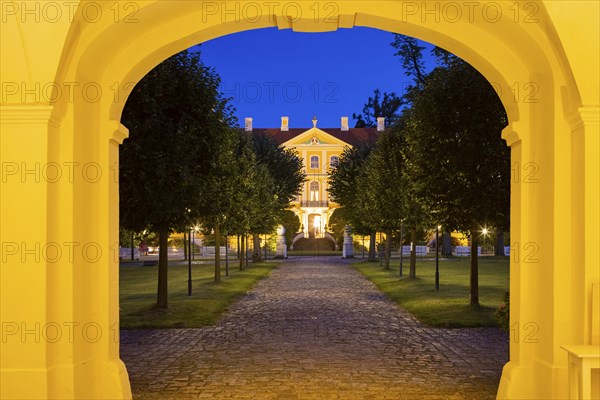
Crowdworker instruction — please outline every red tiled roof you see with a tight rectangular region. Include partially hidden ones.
[249,127,380,146]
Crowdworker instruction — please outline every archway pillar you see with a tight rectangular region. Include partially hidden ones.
[0,105,132,399]
[569,106,600,349]
[1,105,54,399]
[573,106,600,327]
[69,111,132,399]
[497,101,599,399]
[497,120,538,398]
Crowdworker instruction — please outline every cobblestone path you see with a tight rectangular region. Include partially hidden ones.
[121,257,508,399]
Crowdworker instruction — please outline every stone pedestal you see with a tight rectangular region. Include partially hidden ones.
[342,225,354,258]
[276,225,287,258]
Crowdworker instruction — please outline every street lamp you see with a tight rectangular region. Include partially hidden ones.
[435,225,441,291]
[481,227,490,255]
[193,226,200,260]
[225,233,229,276]
[188,225,193,296]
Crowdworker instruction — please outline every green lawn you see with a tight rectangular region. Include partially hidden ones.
[120,261,279,329]
[353,257,509,328]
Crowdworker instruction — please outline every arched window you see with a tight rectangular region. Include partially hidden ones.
[310,155,319,169]
[310,181,320,201]
[330,155,339,168]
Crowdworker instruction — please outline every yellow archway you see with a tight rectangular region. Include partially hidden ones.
[1,2,598,399]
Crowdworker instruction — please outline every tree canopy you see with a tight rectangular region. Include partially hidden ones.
[353,89,403,128]
[120,50,235,307]
[340,35,510,305]
[249,132,305,234]
[402,60,510,234]
[328,141,379,260]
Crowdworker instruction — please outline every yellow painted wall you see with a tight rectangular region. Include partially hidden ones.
[285,128,347,206]
[1,1,598,399]
[288,136,346,234]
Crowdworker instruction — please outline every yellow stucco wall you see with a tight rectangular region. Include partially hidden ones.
[1,1,598,399]
[283,127,348,233]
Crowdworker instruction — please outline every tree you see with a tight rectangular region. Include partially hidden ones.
[251,133,305,212]
[248,132,305,260]
[120,50,234,307]
[279,210,301,248]
[328,142,378,260]
[345,35,433,268]
[391,35,427,86]
[402,58,510,306]
[327,209,348,249]
[391,34,509,303]
[208,129,258,273]
[386,117,430,278]
[352,89,403,128]
[358,128,407,269]
[391,34,460,276]
[247,163,278,261]
[197,127,250,282]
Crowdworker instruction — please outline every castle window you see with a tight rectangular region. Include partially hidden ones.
[310,156,319,169]
[330,156,339,168]
[310,181,320,201]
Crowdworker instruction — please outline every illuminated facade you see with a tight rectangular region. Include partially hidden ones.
[247,116,380,238]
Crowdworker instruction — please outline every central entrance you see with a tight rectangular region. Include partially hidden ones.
[308,213,322,238]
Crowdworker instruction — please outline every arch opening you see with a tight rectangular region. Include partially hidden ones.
[22,2,591,399]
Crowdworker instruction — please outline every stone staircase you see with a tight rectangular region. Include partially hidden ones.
[292,238,336,252]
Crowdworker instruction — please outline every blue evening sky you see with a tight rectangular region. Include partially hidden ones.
[194,27,437,129]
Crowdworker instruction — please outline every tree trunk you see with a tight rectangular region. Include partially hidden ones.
[239,233,245,270]
[368,231,376,261]
[253,233,261,261]
[156,229,169,308]
[224,233,229,277]
[245,234,249,269]
[214,224,221,283]
[131,231,135,261]
[470,222,480,307]
[379,232,383,266]
[442,231,452,256]
[409,225,417,278]
[384,230,392,270]
[495,230,505,256]
[399,224,404,276]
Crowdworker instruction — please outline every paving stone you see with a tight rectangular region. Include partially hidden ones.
[121,257,508,399]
